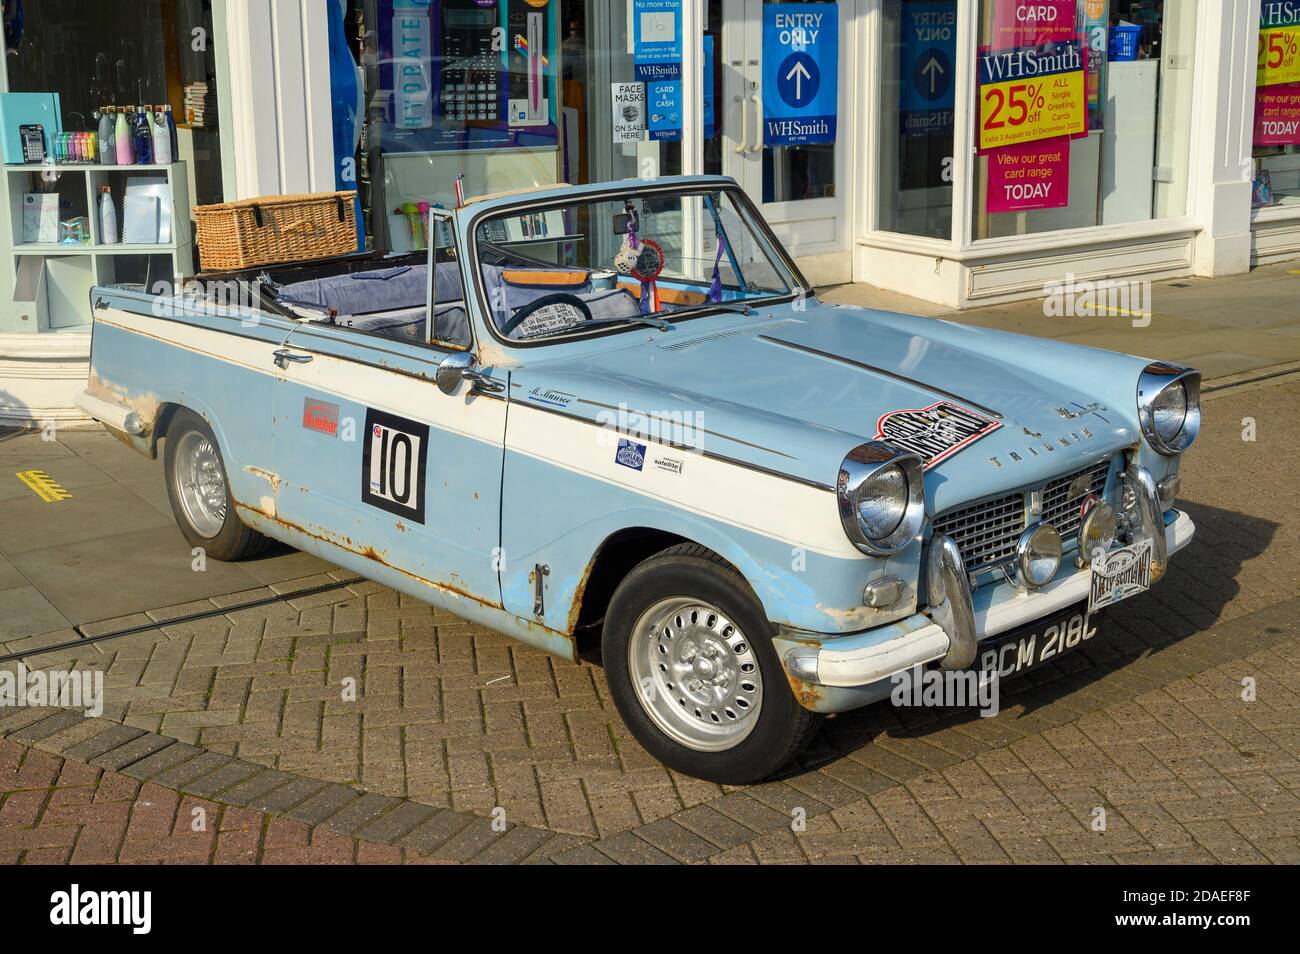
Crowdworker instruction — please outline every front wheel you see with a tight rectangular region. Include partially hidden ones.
[163,408,270,561]
[602,544,822,784]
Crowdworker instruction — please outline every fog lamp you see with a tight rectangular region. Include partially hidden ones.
[1078,500,1118,567]
[1016,522,1062,589]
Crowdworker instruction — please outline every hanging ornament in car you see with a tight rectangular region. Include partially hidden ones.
[629,240,664,314]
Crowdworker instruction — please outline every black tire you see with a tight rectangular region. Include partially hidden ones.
[602,543,822,784]
[163,408,271,561]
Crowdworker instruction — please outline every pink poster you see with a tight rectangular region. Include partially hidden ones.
[986,136,1071,213]
[992,0,1077,50]
[1254,82,1300,146]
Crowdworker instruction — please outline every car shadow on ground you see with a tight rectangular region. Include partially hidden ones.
[784,501,1279,779]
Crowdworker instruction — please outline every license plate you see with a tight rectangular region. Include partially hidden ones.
[974,605,1098,680]
[1088,539,1153,612]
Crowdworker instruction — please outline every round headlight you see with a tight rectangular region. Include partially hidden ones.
[856,464,907,538]
[836,443,925,557]
[1151,382,1187,443]
[1137,363,1200,455]
[1016,522,1062,589]
[1078,499,1117,566]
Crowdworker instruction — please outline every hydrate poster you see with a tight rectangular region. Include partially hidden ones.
[379,0,559,153]
[762,3,838,146]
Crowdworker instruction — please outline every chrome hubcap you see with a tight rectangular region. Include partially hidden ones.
[628,598,762,752]
[173,430,228,538]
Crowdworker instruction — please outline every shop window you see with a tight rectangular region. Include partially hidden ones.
[354,0,681,256]
[877,0,957,239]
[972,0,1197,240]
[3,0,225,207]
[1253,5,1300,210]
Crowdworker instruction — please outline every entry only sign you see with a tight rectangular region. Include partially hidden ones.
[762,4,838,146]
[899,1,956,137]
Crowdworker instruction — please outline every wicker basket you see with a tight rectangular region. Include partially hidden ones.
[194,191,357,271]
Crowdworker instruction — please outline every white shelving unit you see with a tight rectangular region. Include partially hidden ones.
[1,161,192,333]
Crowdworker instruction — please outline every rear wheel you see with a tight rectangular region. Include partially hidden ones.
[602,544,821,784]
[163,409,270,561]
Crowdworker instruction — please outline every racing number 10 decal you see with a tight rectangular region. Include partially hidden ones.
[362,408,429,524]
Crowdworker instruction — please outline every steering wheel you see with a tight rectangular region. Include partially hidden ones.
[500,292,593,338]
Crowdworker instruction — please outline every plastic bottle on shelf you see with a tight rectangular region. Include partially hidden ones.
[164,104,178,158]
[132,106,153,165]
[99,185,119,245]
[115,107,135,165]
[151,106,172,165]
[98,108,116,164]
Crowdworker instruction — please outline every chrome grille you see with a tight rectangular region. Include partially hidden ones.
[932,492,1025,573]
[1041,460,1110,538]
[932,459,1113,576]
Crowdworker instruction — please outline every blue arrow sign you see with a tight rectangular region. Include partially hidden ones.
[899,0,956,137]
[762,4,837,146]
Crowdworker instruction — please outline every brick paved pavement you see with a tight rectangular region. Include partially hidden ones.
[2,377,1299,863]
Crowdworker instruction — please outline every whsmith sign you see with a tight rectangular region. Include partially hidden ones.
[762,3,838,146]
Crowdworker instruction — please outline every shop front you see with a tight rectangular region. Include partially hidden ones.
[0,0,1296,426]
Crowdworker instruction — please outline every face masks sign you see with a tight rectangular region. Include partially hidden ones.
[761,3,838,147]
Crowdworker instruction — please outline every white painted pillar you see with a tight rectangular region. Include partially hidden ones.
[1189,0,1260,277]
[219,0,337,200]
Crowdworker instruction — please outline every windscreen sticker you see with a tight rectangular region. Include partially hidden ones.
[515,302,587,339]
[362,408,429,524]
[875,401,1001,469]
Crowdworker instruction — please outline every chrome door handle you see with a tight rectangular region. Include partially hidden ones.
[734,94,748,155]
[273,349,313,369]
[749,93,764,153]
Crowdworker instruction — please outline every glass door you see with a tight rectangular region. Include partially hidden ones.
[705,0,846,270]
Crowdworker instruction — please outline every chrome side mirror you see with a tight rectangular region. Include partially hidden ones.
[436,352,505,395]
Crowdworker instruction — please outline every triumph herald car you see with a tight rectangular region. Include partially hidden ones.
[75,176,1198,784]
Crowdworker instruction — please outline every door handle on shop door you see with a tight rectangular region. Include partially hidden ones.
[273,349,313,369]
[749,93,764,153]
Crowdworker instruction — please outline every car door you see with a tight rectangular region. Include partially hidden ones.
[268,229,506,611]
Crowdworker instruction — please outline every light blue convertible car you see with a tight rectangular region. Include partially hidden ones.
[76,177,1198,783]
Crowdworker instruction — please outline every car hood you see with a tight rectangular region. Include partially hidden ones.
[509,301,1149,511]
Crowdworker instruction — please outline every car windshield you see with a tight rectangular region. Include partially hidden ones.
[473,186,800,342]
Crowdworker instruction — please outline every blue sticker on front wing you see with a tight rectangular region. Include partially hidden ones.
[615,438,646,471]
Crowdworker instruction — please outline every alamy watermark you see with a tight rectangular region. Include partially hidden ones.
[891,664,1000,718]
[1043,273,1151,327]
[0,663,103,717]
[594,402,706,452]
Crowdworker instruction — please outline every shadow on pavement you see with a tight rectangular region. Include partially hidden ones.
[790,501,1280,777]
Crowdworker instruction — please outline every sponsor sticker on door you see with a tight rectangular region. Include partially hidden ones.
[362,408,429,524]
[302,398,340,437]
[615,438,646,471]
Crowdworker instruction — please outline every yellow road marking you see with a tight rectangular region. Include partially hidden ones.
[1074,305,1153,319]
[1288,269,1300,277]
[15,470,72,503]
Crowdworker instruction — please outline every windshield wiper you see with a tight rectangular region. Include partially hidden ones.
[669,301,753,320]
[579,315,671,333]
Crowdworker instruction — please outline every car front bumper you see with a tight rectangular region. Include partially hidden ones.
[776,507,1195,714]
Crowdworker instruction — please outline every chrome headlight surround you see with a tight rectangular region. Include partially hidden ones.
[1137,361,1201,456]
[836,442,925,557]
